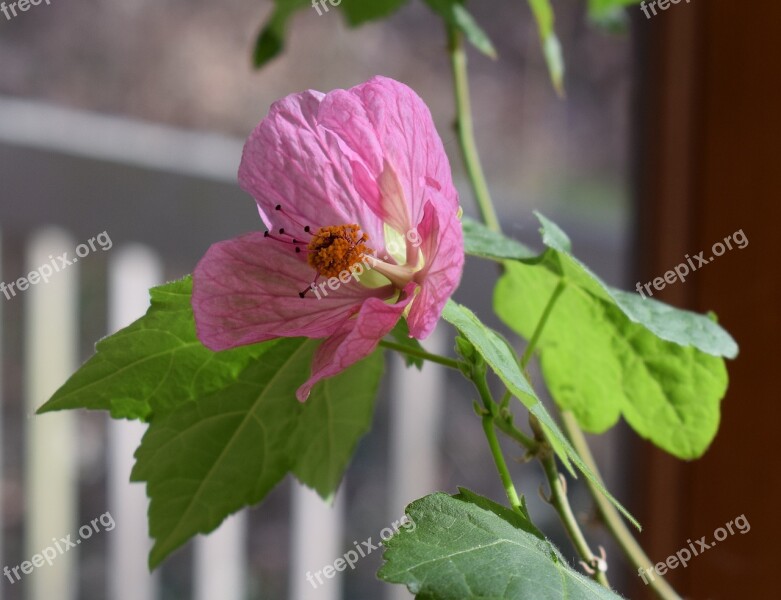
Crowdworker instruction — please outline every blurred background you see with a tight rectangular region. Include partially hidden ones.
[0,0,776,599]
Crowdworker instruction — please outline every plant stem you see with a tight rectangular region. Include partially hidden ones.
[378,340,461,371]
[520,279,566,369]
[531,417,611,588]
[542,450,611,587]
[494,416,538,453]
[472,372,525,516]
[560,412,683,600]
[448,27,501,233]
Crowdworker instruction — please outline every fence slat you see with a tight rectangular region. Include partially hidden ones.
[24,229,78,600]
[107,246,162,600]
[387,327,446,600]
[194,513,247,600]
[0,228,4,578]
[290,484,344,600]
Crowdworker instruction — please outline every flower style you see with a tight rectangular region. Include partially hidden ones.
[193,76,464,400]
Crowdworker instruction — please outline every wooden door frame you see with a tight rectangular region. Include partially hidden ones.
[630,1,780,597]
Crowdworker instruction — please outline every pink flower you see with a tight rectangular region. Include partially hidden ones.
[193,76,464,400]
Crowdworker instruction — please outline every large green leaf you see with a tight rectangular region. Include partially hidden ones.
[379,491,624,599]
[441,300,638,529]
[495,213,736,459]
[535,213,737,358]
[292,349,384,497]
[132,339,384,567]
[37,277,272,421]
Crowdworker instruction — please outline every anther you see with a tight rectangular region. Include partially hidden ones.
[279,228,285,235]
[275,204,282,210]
[264,230,269,237]
[304,226,311,233]
[307,224,374,278]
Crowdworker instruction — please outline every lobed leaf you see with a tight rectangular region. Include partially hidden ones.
[379,491,625,599]
[495,213,736,459]
[37,277,273,421]
[132,339,384,567]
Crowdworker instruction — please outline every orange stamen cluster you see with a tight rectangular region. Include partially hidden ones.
[307,224,373,278]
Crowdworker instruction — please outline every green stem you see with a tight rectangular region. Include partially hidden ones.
[378,340,461,371]
[494,413,538,453]
[448,26,501,233]
[518,279,611,589]
[542,449,611,587]
[472,372,525,516]
[531,417,611,588]
[561,412,683,600]
[520,278,567,369]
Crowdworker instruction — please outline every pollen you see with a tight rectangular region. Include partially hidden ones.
[307,224,373,278]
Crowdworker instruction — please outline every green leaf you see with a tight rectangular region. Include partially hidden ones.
[132,339,384,568]
[37,277,273,420]
[462,216,539,261]
[379,491,625,599]
[494,213,736,459]
[424,0,498,59]
[454,487,544,540]
[389,320,425,369]
[292,349,384,497]
[534,212,737,358]
[253,0,309,69]
[441,300,639,529]
[527,0,565,96]
[132,338,312,567]
[339,0,410,26]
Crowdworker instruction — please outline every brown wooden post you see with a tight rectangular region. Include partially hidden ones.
[632,1,781,597]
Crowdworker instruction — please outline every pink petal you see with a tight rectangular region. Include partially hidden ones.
[318,76,460,234]
[407,201,464,339]
[238,90,384,245]
[350,159,412,237]
[296,293,413,401]
[192,233,392,351]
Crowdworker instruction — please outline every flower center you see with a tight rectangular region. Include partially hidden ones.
[307,224,374,278]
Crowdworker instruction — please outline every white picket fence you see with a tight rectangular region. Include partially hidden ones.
[0,97,445,599]
[4,224,443,600]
